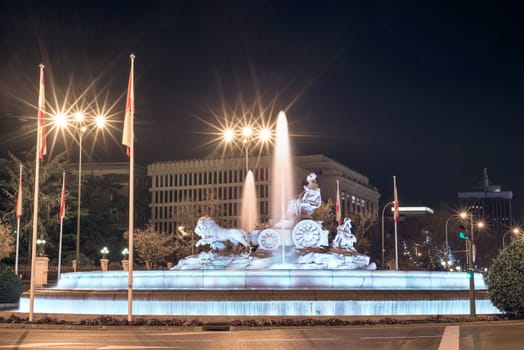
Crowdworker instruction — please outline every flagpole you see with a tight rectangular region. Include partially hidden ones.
[15,218,21,277]
[394,219,399,270]
[29,63,45,322]
[125,53,136,322]
[393,176,399,271]
[15,164,23,277]
[336,179,342,225]
[57,172,66,282]
[29,121,41,321]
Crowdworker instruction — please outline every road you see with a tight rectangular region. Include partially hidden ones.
[1,322,523,349]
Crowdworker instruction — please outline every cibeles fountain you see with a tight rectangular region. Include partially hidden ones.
[19,111,499,317]
[176,180,374,271]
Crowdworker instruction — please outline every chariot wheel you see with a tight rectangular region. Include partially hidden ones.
[292,219,323,248]
[258,229,281,250]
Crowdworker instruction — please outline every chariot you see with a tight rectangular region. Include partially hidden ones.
[256,219,329,250]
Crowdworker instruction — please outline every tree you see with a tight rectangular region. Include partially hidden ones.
[171,189,224,258]
[0,151,129,266]
[124,225,176,270]
[0,151,68,264]
[77,174,126,265]
[0,222,14,261]
[488,239,524,317]
[399,234,445,271]
[0,264,23,303]
[419,203,479,268]
[350,211,377,254]
[312,198,336,241]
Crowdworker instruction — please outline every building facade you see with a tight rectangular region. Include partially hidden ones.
[294,155,381,217]
[147,154,381,233]
[458,168,512,266]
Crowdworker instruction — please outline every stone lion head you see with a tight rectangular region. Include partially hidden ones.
[195,216,217,238]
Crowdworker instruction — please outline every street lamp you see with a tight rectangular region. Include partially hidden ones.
[36,238,46,256]
[381,201,395,268]
[458,210,484,317]
[54,111,106,268]
[222,124,272,173]
[100,246,109,259]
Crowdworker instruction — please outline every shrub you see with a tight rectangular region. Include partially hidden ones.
[487,239,524,317]
[0,264,23,303]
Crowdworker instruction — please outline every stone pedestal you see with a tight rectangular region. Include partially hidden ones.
[35,256,49,287]
[100,258,109,272]
[121,259,129,271]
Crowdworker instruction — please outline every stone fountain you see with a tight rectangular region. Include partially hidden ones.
[18,111,499,317]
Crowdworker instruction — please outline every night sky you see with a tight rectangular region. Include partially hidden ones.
[1,1,523,216]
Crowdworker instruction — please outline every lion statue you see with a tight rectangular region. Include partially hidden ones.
[331,218,357,252]
[195,216,250,250]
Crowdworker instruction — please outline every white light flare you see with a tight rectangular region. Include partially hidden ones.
[242,126,252,139]
[224,129,234,143]
[54,113,67,128]
[259,128,271,142]
[95,115,106,129]
[74,112,85,122]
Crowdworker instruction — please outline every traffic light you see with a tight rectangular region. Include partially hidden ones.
[466,271,474,280]
[459,231,471,240]
[459,225,470,240]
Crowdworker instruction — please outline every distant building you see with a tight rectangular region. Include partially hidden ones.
[458,168,512,266]
[147,154,380,233]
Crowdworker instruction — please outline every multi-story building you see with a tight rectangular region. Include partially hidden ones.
[147,154,380,234]
[294,155,380,217]
[458,168,513,266]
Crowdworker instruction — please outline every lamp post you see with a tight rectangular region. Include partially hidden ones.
[36,238,46,256]
[241,126,252,173]
[99,246,109,272]
[381,201,394,268]
[223,124,272,173]
[459,211,484,318]
[75,123,85,266]
[55,111,106,268]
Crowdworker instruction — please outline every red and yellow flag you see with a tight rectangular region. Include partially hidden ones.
[122,54,135,157]
[336,180,342,225]
[37,64,46,161]
[59,173,66,221]
[15,165,23,219]
[393,176,399,223]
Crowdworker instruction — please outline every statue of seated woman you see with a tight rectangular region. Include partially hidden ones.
[288,173,321,219]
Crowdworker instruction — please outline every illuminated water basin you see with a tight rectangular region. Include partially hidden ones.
[18,270,500,316]
[53,269,488,290]
[19,297,499,316]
